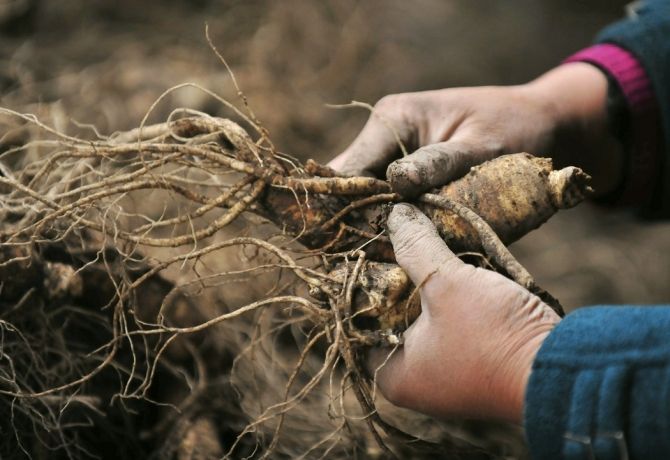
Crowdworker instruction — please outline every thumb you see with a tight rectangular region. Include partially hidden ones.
[387,139,501,197]
[386,203,460,287]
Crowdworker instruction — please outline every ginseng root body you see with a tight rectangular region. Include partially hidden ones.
[261,152,591,330]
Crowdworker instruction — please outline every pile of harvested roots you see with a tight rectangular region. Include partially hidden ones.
[0,78,590,458]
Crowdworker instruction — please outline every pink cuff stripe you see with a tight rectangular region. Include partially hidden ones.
[564,43,662,205]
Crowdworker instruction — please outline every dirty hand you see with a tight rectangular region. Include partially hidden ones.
[330,63,623,197]
[369,204,561,423]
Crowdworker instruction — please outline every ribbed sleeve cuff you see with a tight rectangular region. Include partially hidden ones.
[525,306,670,460]
[565,44,662,206]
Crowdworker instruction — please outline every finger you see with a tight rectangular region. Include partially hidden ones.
[328,99,414,178]
[386,139,501,197]
[386,203,460,286]
[366,318,423,408]
[367,345,405,388]
[367,345,406,401]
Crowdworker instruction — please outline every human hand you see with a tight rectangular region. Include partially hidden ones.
[330,63,623,197]
[369,203,561,423]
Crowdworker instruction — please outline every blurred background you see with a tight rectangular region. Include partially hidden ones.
[2,0,670,457]
[2,0,662,312]
[3,0,669,312]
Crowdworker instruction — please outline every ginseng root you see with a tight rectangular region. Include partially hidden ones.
[264,152,591,325]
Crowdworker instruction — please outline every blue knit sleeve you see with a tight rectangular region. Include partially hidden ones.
[597,0,670,216]
[525,306,670,459]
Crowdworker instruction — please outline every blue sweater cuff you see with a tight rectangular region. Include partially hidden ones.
[524,306,670,459]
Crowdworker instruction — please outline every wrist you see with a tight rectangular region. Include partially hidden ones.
[526,63,609,128]
[523,63,625,196]
[505,330,553,424]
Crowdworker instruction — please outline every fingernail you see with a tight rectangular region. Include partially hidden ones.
[387,161,423,197]
[387,203,416,235]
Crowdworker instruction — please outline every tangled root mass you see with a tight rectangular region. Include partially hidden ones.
[0,87,589,460]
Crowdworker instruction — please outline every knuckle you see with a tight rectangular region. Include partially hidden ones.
[479,138,507,158]
[375,92,414,115]
[504,280,535,306]
[375,93,402,110]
